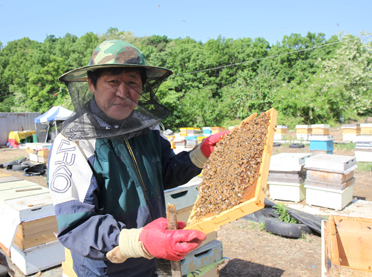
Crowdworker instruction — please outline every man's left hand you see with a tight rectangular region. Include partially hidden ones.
[200,130,230,158]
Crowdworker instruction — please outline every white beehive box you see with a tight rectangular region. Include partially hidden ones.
[164,176,201,210]
[10,240,65,275]
[296,125,312,141]
[305,184,354,210]
[304,154,356,173]
[181,240,223,276]
[354,149,372,162]
[274,125,288,141]
[268,181,305,203]
[270,153,313,172]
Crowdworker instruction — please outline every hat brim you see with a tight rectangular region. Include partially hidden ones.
[59,64,173,82]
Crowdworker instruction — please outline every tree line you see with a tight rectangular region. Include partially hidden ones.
[0,28,371,130]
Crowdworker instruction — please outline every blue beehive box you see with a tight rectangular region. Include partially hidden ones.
[309,135,334,153]
[202,127,212,136]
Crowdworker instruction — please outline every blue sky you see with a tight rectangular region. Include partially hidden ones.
[1,0,371,47]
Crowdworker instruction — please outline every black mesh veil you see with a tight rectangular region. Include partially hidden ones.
[60,69,172,141]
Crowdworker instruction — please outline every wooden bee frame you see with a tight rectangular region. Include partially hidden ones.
[185,108,278,234]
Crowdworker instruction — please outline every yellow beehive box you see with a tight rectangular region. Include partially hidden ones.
[211,127,225,135]
[341,124,360,134]
[62,248,77,277]
[275,125,288,134]
[360,123,372,135]
[179,128,188,137]
[185,108,277,234]
[311,124,330,135]
[295,125,312,134]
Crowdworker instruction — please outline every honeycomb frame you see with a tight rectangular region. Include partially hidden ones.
[185,108,278,234]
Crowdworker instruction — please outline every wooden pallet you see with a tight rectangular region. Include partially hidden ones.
[185,108,277,234]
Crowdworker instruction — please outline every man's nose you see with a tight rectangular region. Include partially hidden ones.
[116,82,131,98]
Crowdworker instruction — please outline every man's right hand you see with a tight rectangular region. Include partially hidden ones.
[139,218,206,261]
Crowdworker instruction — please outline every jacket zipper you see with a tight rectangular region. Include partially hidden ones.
[124,140,150,203]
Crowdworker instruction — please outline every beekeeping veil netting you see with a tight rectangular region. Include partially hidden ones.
[58,40,172,141]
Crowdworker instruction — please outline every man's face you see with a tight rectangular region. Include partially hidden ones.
[88,69,143,120]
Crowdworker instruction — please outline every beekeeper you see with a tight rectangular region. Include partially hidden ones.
[48,40,227,276]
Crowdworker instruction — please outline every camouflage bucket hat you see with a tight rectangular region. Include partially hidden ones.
[59,40,173,82]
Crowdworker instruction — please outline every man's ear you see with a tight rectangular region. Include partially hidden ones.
[88,77,95,94]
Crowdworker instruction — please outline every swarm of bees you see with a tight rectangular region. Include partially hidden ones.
[189,112,270,224]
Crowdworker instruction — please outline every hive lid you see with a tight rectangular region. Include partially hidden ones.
[296,125,310,129]
[269,153,313,172]
[341,124,360,129]
[309,135,334,141]
[354,136,372,143]
[304,154,357,173]
[311,124,330,129]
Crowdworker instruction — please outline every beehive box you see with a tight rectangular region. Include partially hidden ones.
[309,136,334,152]
[185,108,277,234]
[270,153,313,172]
[274,125,288,141]
[322,216,372,276]
[341,124,360,141]
[306,166,356,185]
[5,193,58,251]
[305,184,354,210]
[10,240,65,276]
[62,248,77,277]
[180,240,223,275]
[360,123,372,135]
[268,181,305,203]
[311,124,330,135]
[164,176,202,210]
[304,154,356,174]
[211,127,225,135]
[203,127,212,136]
[296,125,312,141]
[13,215,58,250]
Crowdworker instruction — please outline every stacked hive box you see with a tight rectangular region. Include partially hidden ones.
[311,124,330,136]
[203,127,212,136]
[308,124,333,154]
[185,136,198,148]
[274,125,288,142]
[295,125,312,141]
[308,135,334,154]
[173,137,186,149]
[267,153,313,203]
[187,128,201,136]
[26,147,50,163]
[354,136,372,162]
[211,127,225,135]
[360,123,372,135]
[180,128,188,137]
[341,124,360,142]
[304,154,357,210]
[0,178,64,275]
[164,176,220,276]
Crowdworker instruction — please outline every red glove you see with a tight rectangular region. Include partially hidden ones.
[139,218,206,261]
[200,130,230,158]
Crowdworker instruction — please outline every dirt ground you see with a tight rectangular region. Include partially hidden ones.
[0,126,371,276]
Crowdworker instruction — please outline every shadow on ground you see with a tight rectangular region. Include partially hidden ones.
[220,258,285,277]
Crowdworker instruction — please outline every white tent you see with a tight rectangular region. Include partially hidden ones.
[34,106,73,124]
[34,106,73,142]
